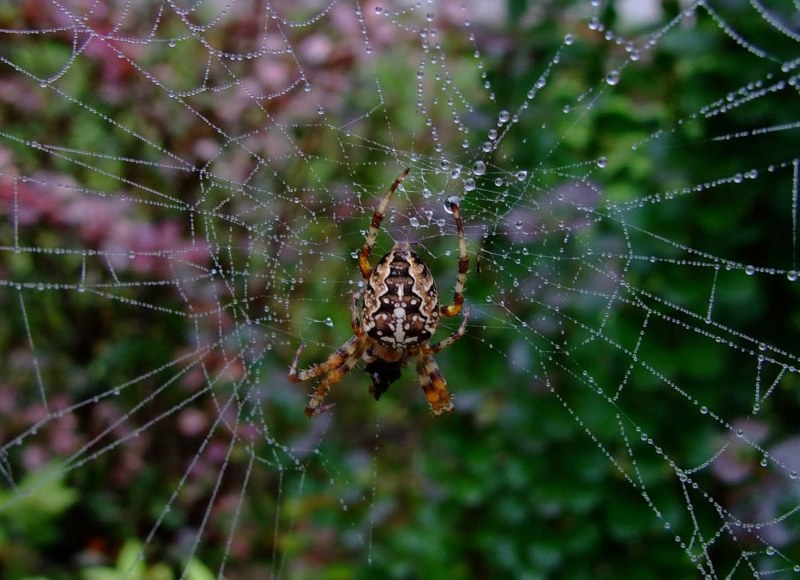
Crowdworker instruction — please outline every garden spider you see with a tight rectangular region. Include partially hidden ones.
[289,168,471,417]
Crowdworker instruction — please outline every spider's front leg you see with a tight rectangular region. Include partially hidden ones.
[358,168,410,279]
[440,200,469,318]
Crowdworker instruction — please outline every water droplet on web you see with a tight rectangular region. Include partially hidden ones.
[409,217,419,227]
[498,110,510,123]
[422,188,432,199]
[482,141,493,152]
[596,156,608,168]
[324,317,333,327]
[745,265,755,275]
[515,170,528,181]
[473,160,486,175]
[450,167,461,179]
[605,70,620,86]
[463,178,476,192]
[564,33,574,45]
[787,270,797,281]
[444,196,460,213]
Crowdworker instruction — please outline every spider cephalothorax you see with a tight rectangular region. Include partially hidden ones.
[289,169,470,417]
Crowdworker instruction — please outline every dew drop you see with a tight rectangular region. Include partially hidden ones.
[605,70,620,86]
[444,195,460,213]
[564,33,574,45]
[596,156,608,168]
[515,170,528,181]
[463,178,476,192]
[473,160,486,175]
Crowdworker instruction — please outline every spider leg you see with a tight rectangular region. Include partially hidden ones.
[428,305,470,353]
[351,289,364,336]
[440,200,469,318]
[287,291,363,384]
[416,352,454,415]
[288,336,366,417]
[305,345,364,417]
[358,168,410,279]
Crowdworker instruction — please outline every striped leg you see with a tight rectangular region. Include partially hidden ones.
[288,335,366,417]
[417,352,455,415]
[440,201,468,318]
[429,306,470,353]
[358,168,410,279]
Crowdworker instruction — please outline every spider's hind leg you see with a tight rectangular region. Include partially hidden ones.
[416,353,454,415]
[289,336,366,417]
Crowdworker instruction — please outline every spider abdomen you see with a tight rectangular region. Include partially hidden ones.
[362,242,439,349]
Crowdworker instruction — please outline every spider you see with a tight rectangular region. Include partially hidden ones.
[289,168,470,417]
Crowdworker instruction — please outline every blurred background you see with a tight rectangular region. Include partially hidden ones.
[1,0,799,578]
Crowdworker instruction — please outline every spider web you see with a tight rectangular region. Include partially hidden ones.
[1,0,799,577]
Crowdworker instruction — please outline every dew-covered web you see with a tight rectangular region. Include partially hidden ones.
[1,0,799,577]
